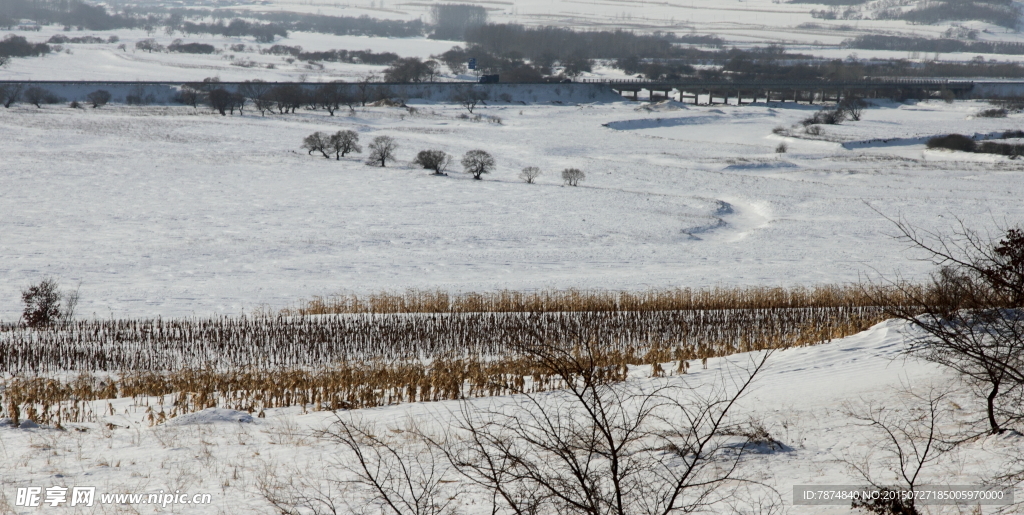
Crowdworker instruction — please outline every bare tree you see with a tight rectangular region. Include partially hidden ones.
[86,90,111,108]
[840,97,868,121]
[271,84,305,114]
[238,80,274,116]
[426,339,777,515]
[315,83,344,116]
[519,166,541,184]
[357,73,379,107]
[384,57,433,83]
[207,87,235,115]
[303,132,333,159]
[413,150,452,175]
[329,130,361,160]
[870,216,1024,435]
[561,168,585,186]
[1,82,23,108]
[424,60,440,82]
[453,87,488,114]
[177,84,204,108]
[135,38,163,53]
[461,150,494,180]
[230,92,246,115]
[24,86,57,108]
[366,136,399,167]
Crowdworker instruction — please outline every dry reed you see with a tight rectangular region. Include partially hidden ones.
[282,285,886,315]
[0,285,905,427]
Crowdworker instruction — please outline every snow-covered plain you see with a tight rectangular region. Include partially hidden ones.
[4,2,1024,509]
[1,320,1019,514]
[5,0,1024,82]
[2,97,1024,320]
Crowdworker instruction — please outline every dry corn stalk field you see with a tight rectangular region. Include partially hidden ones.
[1,286,896,428]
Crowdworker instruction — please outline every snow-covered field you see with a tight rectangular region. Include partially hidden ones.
[5,0,1024,509]
[4,0,1024,82]
[0,27,468,82]
[2,97,1024,320]
[1,319,1019,514]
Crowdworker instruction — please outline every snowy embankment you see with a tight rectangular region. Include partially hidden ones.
[0,320,1016,514]
[3,99,1024,320]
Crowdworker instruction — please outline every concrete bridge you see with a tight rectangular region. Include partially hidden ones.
[576,77,981,104]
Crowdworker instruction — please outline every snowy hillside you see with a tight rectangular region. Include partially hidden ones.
[0,319,1017,514]
[2,97,1024,320]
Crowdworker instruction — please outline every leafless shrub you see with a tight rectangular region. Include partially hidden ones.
[519,166,541,183]
[775,143,788,153]
[86,90,111,108]
[413,150,452,175]
[256,460,346,515]
[316,417,458,515]
[802,108,845,126]
[840,385,956,515]
[723,416,786,452]
[978,108,1008,118]
[991,97,1024,113]
[805,125,822,136]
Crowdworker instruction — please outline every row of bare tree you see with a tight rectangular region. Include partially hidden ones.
[0,83,110,108]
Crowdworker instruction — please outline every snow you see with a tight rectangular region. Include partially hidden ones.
[167,409,257,426]
[2,98,1024,320]
[4,0,1024,510]
[0,320,1015,514]
[5,0,1024,83]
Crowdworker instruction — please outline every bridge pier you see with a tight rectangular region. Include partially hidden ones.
[606,79,976,105]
